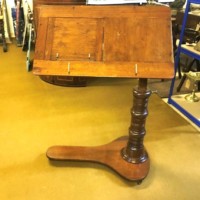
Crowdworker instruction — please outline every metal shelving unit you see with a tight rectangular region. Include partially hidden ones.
[168,0,200,127]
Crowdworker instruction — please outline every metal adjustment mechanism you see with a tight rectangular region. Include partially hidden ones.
[56,53,59,60]
[134,64,138,76]
[67,62,71,75]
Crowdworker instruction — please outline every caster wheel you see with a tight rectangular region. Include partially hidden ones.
[26,60,33,72]
[26,61,30,72]
[136,180,143,185]
[3,45,7,52]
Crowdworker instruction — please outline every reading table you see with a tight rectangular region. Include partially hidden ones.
[33,5,174,183]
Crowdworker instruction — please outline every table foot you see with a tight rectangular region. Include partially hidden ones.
[47,136,150,181]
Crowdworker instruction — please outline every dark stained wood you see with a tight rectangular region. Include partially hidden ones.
[47,136,150,181]
[39,75,87,87]
[121,79,151,163]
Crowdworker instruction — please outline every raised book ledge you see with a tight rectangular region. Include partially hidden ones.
[33,60,174,79]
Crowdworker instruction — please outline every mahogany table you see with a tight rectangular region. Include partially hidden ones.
[33,5,174,183]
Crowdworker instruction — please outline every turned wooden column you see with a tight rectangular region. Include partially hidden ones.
[121,78,151,164]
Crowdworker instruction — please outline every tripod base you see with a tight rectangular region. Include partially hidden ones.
[47,136,150,182]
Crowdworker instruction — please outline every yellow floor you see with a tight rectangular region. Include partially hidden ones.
[0,44,200,200]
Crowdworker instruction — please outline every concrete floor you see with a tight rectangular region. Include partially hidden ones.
[0,44,200,200]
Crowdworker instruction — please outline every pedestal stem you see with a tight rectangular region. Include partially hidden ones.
[121,78,151,163]
[47,78,151,181]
